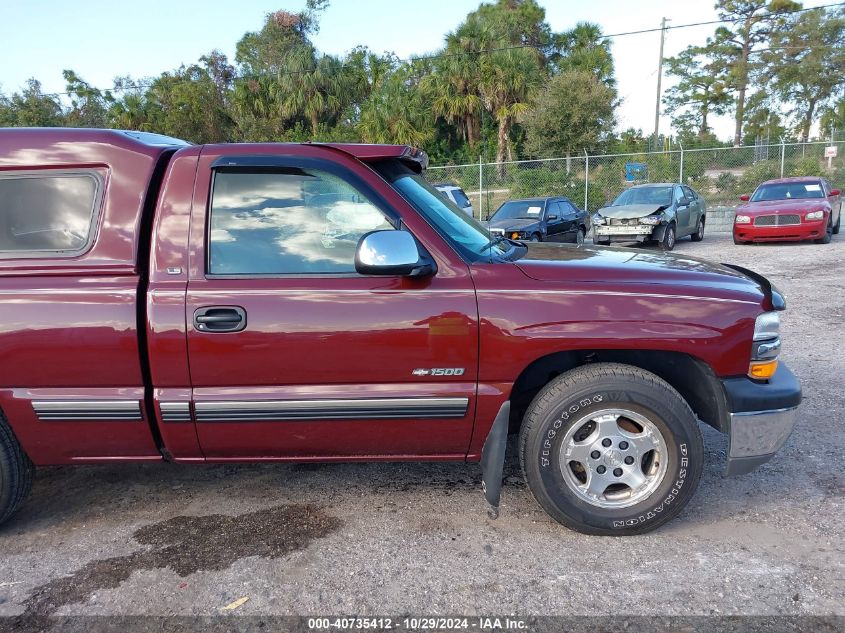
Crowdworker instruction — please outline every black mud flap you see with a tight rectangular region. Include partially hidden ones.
[480,401,510,519]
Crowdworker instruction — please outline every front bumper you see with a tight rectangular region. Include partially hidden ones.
[594,224,657,242]
[720,363,802,476]
[734,218,826,242]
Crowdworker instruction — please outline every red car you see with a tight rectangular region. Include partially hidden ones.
[734,177,841,244]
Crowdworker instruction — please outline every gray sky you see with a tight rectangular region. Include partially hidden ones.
[0,0,833,141]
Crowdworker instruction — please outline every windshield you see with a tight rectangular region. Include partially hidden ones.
[612,186,673,206]
[375,160,510,261]
[491,200,545,221]
[751,182,824,201]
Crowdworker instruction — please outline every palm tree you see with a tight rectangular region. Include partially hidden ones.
[479,48,544,173]
[357,63,434,146]
[271,47,344,137]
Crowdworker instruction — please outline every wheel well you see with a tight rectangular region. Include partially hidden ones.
[507,349,728,434]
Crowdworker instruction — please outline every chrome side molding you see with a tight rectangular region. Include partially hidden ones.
[32,400,143,421]
[194,397,469,422]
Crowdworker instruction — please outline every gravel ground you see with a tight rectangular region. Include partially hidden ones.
[0,231,843,625]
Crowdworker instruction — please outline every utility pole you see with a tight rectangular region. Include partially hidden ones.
[653,17,667,152]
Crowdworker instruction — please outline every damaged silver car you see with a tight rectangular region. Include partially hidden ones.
[592,183,706,251]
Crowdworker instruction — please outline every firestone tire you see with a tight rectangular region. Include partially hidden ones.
[0,412,34,527]
[518,363,703,536]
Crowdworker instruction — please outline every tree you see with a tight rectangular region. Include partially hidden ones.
[819,99,845,138]
[422,20,493,151]
[523,69,616,160]
[741,91,787,143]
[663,45,732,137]
[554,22,615,87]
[108,78,155,132]
[0,79,63,127]
[480,47,545,168]
[62,70,112,127]
[453,0,550,167]
[709,0,801,146]
[357,62,435,146]
[763,6,845,141]
[142,56,235,143]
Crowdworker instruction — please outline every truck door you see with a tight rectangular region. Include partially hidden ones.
[185,147,479,459]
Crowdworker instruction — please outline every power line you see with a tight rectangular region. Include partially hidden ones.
[16,1,845,99]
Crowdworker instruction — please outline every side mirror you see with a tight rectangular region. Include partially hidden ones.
[355,230,434,277]
[740,194,750,201]
[678,197,691,207]
[547,214,558,221]
[831,189,841,196]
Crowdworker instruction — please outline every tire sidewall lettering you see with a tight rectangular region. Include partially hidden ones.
[533,387,695,531]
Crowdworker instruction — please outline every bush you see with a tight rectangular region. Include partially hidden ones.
[739,160,781,192]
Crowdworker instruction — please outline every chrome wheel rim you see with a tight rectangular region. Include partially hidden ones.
[666,228,675,248]
[559,408,669,509]
[697,222,703,239]
[576,229,585,245]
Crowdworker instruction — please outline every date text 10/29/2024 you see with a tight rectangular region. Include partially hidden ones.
[308,617,528,630]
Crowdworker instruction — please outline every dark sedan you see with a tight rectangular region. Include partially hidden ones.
[485,196,589,245]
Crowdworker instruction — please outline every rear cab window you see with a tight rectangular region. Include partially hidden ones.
[0,171,102,257]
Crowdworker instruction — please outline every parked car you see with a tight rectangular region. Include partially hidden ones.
[734,177,841,245]
[592,183,706,251]
[485,196,589,245]
[0,128,800,536]
[434,183,474,217]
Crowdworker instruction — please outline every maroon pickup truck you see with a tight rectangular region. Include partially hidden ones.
[0,128,801,535]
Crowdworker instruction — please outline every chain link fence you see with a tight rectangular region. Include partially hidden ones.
[427,140,845,232]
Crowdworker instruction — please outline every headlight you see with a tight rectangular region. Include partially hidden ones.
[735,215,751,224]
[592,214,605,226]
[805,210,824,220]
[749,311,780,379]
[753,311,780,341]
[639,215,661,225]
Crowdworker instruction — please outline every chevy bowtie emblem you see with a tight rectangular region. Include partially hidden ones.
[412,368,465,377]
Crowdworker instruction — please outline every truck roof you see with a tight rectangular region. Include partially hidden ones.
[1,128,426,169]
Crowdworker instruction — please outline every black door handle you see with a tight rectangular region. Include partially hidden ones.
[193,306,247,333]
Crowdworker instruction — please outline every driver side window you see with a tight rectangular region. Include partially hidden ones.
[208,169,394,275]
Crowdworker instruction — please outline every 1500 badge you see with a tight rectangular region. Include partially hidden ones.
[412,368,466,376]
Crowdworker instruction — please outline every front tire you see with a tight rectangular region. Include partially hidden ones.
[0,413,34,527]
[659,223,676,251]
[575,227,586,246]
[690,217,704,242]
[815,217,833,244]
[519,363,703,535]
[529,233,542,243]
